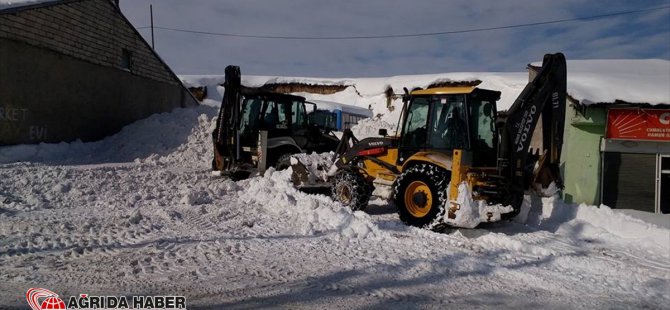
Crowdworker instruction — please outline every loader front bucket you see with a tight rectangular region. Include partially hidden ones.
[290,161,311,186]
[288,153,337,189]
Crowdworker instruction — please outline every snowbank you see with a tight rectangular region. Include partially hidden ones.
[1,93,668,308]
[236,168,379,239]
[0,106,217,166]
[520,194,670,249]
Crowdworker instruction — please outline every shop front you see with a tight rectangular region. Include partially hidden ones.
[601,108,670,213]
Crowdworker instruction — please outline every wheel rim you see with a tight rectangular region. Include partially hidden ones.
[404,181,432,218]
[337,184,352,204]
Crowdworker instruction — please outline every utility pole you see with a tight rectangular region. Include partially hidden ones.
[150,4,155,49]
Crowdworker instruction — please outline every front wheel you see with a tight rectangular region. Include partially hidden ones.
[393,164,449,229]
[332,170,372,211]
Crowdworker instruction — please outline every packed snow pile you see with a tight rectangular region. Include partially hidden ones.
[350,117,398,140]
[0,105,217,166]
[237,168,378,239]
[521,194,670,249]
[1,102,669,308]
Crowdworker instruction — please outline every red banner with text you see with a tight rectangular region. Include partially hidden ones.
[606,108,670,141]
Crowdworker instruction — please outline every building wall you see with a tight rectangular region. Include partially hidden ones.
[0,0,197,144]
[0,39,191,143]
[560,103,606,205]
[0,0,174,84]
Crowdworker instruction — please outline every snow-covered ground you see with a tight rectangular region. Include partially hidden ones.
[1,103,668,309]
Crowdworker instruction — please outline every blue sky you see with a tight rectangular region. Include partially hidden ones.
[120,0,670,77]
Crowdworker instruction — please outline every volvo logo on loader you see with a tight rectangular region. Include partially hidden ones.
[515,105,537,152]
[367,141,385,147]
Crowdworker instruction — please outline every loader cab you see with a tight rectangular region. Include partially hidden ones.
[399,87,501,167]
[237,91,338,157]
[238,93,309,147]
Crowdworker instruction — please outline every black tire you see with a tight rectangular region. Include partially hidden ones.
[331,170,372,211]
[274,153,293,170]
[393,163,449,229]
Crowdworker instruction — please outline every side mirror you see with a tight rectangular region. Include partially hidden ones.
[378,129,388,136]
[402,87,410,104]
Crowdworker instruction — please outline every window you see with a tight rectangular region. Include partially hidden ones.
[343,113,352,129]
[429,95,468,150]
[342,114,363,130]
[468,100,495,150]
[240,98,263,134]
[308,110,337,130]
[291,100,307,128]
[262,101,280,128]
[401,97,430,149]
[121,48,133,71]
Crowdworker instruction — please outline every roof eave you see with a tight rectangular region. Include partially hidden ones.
[0,0,85,15]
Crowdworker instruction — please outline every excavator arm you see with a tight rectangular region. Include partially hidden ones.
[212,65,242,171]
[497,53,567,201]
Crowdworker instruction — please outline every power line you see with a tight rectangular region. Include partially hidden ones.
[136,4,670,40]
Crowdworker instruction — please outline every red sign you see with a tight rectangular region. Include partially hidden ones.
[606,108,670,141]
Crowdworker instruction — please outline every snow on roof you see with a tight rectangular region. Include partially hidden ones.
[0,0,59,10]
[181,71,528,111]
[181,58,669,127]
[531,59,670,106]
[307,99,373,117]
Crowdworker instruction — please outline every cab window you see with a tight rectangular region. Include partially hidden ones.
[430,95,468,150]
[401,97,430,149]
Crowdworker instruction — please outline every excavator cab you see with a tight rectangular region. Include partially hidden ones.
[398,87,501,168]
[237,93,306,151]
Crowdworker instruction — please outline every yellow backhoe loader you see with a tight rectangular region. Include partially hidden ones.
[291,53,567,229]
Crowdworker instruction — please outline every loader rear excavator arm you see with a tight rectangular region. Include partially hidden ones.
[497,53,567,199]
[213,65,242,171]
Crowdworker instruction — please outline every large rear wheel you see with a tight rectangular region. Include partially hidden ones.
[393,164,449,229]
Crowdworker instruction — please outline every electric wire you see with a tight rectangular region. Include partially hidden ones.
[135,4,670,40]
